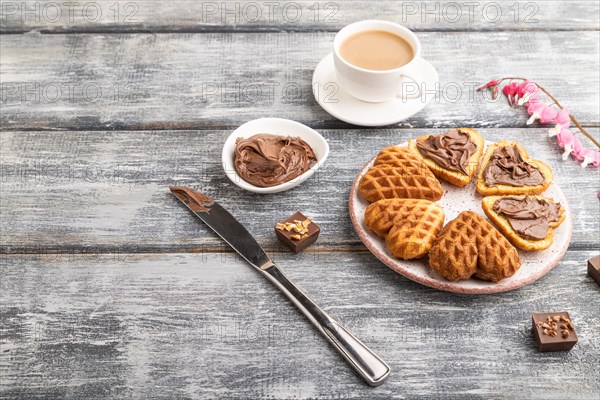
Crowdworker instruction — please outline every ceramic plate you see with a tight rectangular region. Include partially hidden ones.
[348,141,573,294]
[312,53,438,127]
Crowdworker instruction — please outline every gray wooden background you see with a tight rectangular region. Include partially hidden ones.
[1,1,599,399]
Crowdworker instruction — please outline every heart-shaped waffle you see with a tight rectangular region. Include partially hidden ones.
[428,211,521,282]
[408,128,485,187]
[359,146,443,202]
[365,199,445,260]
[482,195,565,251]
[476,141,553,196]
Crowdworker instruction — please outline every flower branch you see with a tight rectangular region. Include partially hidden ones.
[478,78,600,168]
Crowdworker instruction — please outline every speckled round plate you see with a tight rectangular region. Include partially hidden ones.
[349,141,573,294]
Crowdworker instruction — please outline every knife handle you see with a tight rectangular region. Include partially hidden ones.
[261,264,390,386]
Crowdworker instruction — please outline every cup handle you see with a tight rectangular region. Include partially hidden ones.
[396,73,422,100]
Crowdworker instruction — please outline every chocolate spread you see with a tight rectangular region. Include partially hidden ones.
[169,186,214,212]
[483,146,545,186]
[234,134,317,187]
[415,129,477,174]
[493,196,562,240]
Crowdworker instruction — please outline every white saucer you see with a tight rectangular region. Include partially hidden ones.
[312,53,439,127]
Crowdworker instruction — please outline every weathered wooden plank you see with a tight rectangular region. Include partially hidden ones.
[1,128,598,253]
[1,1,599,33]
[1,31,599,131]
[1,250,599,399]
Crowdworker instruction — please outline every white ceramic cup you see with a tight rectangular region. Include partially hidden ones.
[333,20,423,103]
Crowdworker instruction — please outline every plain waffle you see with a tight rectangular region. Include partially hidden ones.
[359,146,443,202]
[428,211,521,282]
[364,198,445,260]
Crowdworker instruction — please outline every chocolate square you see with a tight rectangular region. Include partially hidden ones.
[587,255,600,286]
[274,211,320,254]
[532,312,578,352]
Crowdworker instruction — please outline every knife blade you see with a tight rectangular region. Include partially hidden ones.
[193,202,274,268]
[169,186,390,386]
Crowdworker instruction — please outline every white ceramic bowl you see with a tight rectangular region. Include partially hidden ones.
[222,118,330,193]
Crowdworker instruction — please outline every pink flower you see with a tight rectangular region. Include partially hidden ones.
[526,92,540,105]
[570,141,585,161]
[503,83,519,106]
[555,108,570,125]
[516,80,538,105]
[491,86,499,99]
[539,106,558,124]
[556,129,577,160]
[503,83,518,96]
[516,80,536,96]
[548,108,571,136]
[577,148,600,167]
[527,102,547,124]
[569,136,583,160]
[527,100,569,132]
[477,80,499,91]
[556,128,573,147]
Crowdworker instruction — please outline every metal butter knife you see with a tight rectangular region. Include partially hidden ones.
[169,186,390,386]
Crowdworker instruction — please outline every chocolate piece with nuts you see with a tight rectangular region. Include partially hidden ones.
[587,255,600,286]
[275,211,320,253]
[532,312,578,352]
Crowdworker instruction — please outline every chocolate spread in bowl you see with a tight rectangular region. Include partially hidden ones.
[483,145,545,186]
[234,134,317,187]
[493,196,562,240]
[415,129,476,174]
